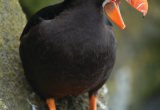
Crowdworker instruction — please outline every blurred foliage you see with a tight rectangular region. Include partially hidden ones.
[112,1,160,110]
[19,0,160,110]
[19,0,63,19]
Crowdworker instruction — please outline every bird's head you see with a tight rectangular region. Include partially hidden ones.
[103,0,148,29]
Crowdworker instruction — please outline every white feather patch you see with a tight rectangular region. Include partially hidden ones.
[102,0,111,7]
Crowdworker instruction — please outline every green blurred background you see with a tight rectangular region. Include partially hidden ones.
[19,0,160,110]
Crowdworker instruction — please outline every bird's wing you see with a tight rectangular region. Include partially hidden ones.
[20,2,66,40]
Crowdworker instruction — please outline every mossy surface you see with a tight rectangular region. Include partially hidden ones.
[0,0,44,109]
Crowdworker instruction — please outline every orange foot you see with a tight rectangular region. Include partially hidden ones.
[89,94,97,110]
[46,98,56,110]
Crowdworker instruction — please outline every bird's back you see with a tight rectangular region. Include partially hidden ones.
[20,2,116,98]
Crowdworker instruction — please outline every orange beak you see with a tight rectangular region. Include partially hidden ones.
[126,0,148,16]
[103,0,126,30]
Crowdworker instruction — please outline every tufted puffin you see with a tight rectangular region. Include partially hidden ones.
[19,0,148,110]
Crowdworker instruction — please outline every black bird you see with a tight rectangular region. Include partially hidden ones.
[19,0,148,110]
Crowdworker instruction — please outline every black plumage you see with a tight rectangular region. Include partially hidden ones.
[19,0,116,99]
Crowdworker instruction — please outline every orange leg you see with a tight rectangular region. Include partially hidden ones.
[89,94,97,110]
[46,98,56,110]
